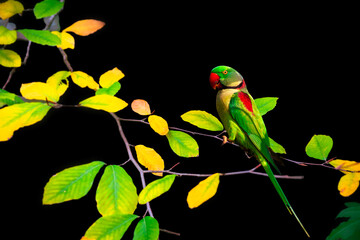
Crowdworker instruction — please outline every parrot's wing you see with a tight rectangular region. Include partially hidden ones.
[229,91,310,237]
[229,91,279,172]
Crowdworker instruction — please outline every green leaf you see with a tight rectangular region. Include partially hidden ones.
[0,89,24,108]
[0,49,21,67]
[138,175,176,204]
[0,102,51,141]
[338,202,360,220]
[133,217,160,240]
[17,29,61,46]
[96,81,121,96]
[269,137,286,154]
[84,214,138,240]
[166,130,199,157]
[34,0,64,19]
[96,165,138,216]
[305,134,333,160]
[0,25,17,45]
[327,202,360,240]
[254,97,278,116]
[43,161,105,205]
[181,110,224,131]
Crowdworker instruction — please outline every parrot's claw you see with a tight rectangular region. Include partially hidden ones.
[221,135,228,145]
[244,151,252,159]
[221,135,234,146]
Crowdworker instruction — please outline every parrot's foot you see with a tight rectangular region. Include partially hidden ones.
[221,135,234,146]
[221,135,228,145]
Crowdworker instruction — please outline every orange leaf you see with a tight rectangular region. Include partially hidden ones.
[131,99,151,115]
[330,159,360,197]
[81,237,95,240]
[338,173,360,197]
[64,19,105,36]
[330,159,360,173]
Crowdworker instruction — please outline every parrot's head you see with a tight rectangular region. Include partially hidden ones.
[209,66,245,90]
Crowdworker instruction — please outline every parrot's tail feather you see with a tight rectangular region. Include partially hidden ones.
[259,156,310,238]
[289,206,311,238]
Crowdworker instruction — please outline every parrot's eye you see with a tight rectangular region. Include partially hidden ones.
[222,70,228,75]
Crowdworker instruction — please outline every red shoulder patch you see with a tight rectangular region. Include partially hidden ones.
[238,92,253,113]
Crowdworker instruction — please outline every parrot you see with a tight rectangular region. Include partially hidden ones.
[209,65,310,237]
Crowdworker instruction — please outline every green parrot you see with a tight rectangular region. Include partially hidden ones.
[209,65,310,237]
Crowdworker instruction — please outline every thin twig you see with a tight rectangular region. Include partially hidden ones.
[282,157,360,173]
[22,41,32,65]
[2,68,16,89]
[160,228,181,236]
[58,48,73,72]
[119,117,240,147]
[143,166,304,180]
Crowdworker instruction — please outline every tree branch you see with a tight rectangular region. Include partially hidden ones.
[119,116,360,175]
[109,112,154,218]
[282,157,360,173]
[143,164,304,180]
[119,117,239,147]
[58,48,73,72]
[2,5,64,89]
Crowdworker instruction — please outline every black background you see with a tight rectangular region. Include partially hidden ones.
[1,1,359,239]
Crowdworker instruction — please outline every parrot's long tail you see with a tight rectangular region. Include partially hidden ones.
[259,155,310,238]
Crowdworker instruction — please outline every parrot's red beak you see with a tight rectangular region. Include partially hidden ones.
[209,73,221,90]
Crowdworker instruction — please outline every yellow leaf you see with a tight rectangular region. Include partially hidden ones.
[79,95,128,112]
[338,173,360,197]
[71,71,99,90]
[99,67,124,88]
[131,99,151,115]
[330,159,360,173]
[52,31,75,49]
[0,0,24,20]
[330,159,360,197]
[148,115,169,136]
[0,25,17,45]
[187,173,220,209]
[135,145,165,177]
[0,102,51,141]
[20,82,59,102]
[0,49,21,67]
[63,19,105,36]
[46,71,70,97]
